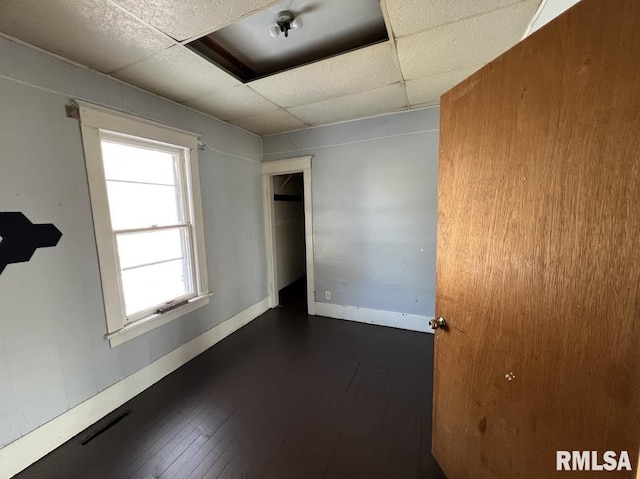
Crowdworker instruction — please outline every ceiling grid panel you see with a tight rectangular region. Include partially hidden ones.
[0,0,545,135]
[287,83,408,126]
[248,42,402,108]
[0,0,175,73]
[185,85,281,121]
[111,0,282,42]
[404,65,484,107]
[396,0,541,80]
[385,0,524,38]
[112,45,241,102]
[379,0,411,109]
[230,109,307,136]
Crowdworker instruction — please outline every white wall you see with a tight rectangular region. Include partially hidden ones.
[0,36,267,449]
[528,0,583,35]
[262,108,439,319]
[273,174,306,290]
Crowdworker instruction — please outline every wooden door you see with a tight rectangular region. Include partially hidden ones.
[433,0,640,477]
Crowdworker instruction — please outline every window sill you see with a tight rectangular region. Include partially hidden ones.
[105,294,211,348]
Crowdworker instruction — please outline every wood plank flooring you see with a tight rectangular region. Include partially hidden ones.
[15,283,445,479]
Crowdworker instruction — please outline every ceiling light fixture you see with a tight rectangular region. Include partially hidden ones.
[269,10,303,38]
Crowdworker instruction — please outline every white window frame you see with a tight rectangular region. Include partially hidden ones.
[77,101,210,347]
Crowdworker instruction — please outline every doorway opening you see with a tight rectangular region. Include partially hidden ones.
[262,157,316,315]
[273,172,306,308]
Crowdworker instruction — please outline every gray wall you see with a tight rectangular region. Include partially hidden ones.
[262,108,439,317]
[0,36,267,448]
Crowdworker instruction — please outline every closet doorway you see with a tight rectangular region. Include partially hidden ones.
[262,157,316,315]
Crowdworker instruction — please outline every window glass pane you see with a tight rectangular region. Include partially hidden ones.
[101,140,177,185]
[106,181,180,230]
[116,228,188,270]
[121,259,193,316]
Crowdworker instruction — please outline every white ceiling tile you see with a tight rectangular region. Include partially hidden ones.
[112,0,280,42]
[230,110,306,136]
[185,85,279,121]
[405,65,483,107]
[396,0,541,80]
[112,45,240,102]
[248,42,402,108]
[385,0,522,38]
[0,0,174,73]
[288,83,408,126]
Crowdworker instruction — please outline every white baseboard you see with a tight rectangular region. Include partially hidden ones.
[0,297,270,479]
[313,301,434,334]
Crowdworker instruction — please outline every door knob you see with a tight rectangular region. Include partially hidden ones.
[429,317,447,330]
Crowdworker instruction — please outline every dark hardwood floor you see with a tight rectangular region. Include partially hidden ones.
[15,281,445,479]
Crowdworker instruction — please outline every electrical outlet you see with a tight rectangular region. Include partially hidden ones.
[325,291,331,301]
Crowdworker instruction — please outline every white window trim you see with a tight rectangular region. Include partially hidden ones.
[77,101,210,347]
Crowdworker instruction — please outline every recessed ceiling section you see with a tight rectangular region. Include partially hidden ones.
[186,0,389,82]
[0,0,545,136]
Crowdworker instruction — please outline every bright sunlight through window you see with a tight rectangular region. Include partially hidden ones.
[101,138,195,319]
[78,102,209,346]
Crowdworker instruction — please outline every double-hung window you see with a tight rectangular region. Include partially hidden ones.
[78,102,209,346]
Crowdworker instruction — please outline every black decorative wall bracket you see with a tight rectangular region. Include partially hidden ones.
[0,212,62,275]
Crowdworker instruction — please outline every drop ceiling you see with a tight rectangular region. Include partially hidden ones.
[188,0,389,81]
[0,0,543,136]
